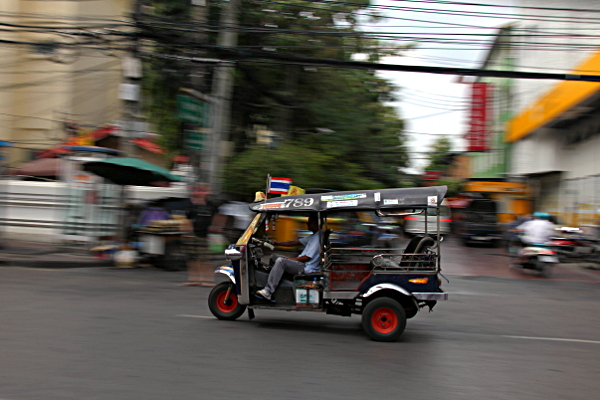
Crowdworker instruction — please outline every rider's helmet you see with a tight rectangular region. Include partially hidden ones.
[533,212,551,220]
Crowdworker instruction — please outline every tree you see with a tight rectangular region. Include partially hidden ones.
[139,0,193,158]
[139,1,410,197]
[425,137,453,172]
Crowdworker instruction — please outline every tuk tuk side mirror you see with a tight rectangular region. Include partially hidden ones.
[225,248,243,261]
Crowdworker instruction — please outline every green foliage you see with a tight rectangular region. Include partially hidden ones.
[141,0,411,197]
[437,178,464,197]
[425,137,453,172]
[140,0,192,157]
[222,144,332,201]
[222,141,409,202]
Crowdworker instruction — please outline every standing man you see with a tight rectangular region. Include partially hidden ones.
[256,213,322,301]
[181,184,218,286]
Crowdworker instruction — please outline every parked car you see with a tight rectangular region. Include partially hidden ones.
[403,202,452,237]
[455,198,502,246]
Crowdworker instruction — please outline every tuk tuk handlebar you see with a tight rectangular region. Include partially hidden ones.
[252,237,275,251]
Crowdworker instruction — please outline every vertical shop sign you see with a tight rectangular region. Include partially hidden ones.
[467,82,490,152]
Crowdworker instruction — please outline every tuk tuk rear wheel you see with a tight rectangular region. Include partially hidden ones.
[208,282,246,320]
[362,297,406,342]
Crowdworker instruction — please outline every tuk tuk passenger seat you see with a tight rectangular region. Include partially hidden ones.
[399,235,435,267]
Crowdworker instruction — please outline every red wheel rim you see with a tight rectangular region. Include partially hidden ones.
[371,307,398,334]
[216,289,238,313]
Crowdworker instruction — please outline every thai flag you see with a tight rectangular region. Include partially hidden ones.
[268,176,293,194]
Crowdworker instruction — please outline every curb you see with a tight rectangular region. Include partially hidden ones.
[1,253,227,269]
[1,257,115,269]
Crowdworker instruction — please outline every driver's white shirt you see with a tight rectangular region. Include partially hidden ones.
[299,231,322,273]
[518,219,555,245]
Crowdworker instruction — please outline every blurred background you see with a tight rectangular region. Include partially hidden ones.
[1,0,600,251]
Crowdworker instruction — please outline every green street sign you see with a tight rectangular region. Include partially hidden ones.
[185,130,206,151]
[177,95,209,127]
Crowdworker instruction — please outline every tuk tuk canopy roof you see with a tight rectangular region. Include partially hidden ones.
[249,186,448,213]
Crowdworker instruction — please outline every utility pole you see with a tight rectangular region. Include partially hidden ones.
[190,0,209,184]
[119,0,144,157]
[208,0,240,196]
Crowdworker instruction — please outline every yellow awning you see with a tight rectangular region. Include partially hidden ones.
[506,49,600,143]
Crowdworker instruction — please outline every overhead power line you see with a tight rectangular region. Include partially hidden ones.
[209,46,600,82]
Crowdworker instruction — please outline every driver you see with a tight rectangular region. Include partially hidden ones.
[256,213,322,301]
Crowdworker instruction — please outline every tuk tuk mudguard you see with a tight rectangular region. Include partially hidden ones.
[214,265,236,284]
[360,283,419,315]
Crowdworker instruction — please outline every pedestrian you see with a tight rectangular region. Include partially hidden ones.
[181,184,218,287]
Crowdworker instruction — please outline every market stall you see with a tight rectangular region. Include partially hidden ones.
[82,158,187,268]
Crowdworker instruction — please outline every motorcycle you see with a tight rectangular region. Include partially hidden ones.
[510,238,559,277]
[546,227,600,263]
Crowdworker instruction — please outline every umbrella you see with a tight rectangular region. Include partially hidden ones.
[13,158,63,177]
[82,158,185,244]
[82,158,183,186]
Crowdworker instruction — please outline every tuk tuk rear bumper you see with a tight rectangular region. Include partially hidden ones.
[413,292,448,301]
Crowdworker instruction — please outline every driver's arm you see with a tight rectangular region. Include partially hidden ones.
[273,239,301,247]
[289,255,311,263]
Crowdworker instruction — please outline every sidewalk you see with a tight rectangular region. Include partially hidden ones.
[0,240,114,268]
[0,240,227,269]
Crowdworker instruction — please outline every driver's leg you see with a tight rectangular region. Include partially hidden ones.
[258,258,305,299]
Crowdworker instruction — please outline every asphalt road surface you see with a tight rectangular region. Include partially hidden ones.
[1,237,599,400]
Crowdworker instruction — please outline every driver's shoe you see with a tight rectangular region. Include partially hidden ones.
[256,289,272,300]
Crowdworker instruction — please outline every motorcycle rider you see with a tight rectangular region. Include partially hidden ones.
[512,212,555,265]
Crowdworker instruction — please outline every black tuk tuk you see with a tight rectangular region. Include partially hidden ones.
[208,186,449,341]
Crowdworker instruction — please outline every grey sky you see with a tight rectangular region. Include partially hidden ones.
[368,0,517,173]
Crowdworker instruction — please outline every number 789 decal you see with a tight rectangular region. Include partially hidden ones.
[281,197,315,208]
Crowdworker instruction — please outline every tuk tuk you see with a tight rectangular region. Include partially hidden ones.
[208,186,449,341]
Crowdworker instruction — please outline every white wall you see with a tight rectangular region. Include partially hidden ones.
[511,128,562,175]
[0,179,187,243]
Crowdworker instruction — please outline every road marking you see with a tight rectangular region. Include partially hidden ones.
[504,335,600,344]
[178,314,213,319]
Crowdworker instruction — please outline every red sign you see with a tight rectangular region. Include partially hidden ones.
[466,82,490,152]
[422,170,444,185]
[423,170,443,180]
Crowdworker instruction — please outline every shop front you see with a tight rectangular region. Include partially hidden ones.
[463,180,531,223]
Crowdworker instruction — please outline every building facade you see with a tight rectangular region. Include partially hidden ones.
[465,24,531,223]
[507,0,600,226]
[0,0,133,167]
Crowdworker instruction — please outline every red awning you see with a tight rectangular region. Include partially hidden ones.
[36,146,70,159]
[93,126,119,141]
[133,138,165,154]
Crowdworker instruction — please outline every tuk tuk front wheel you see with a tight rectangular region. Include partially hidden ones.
[362,297,406,342]
[208,282,246,320]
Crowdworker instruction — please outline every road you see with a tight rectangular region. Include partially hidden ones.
[0,237,599,400]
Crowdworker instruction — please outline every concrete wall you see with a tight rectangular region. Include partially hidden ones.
[0,179,187,244]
